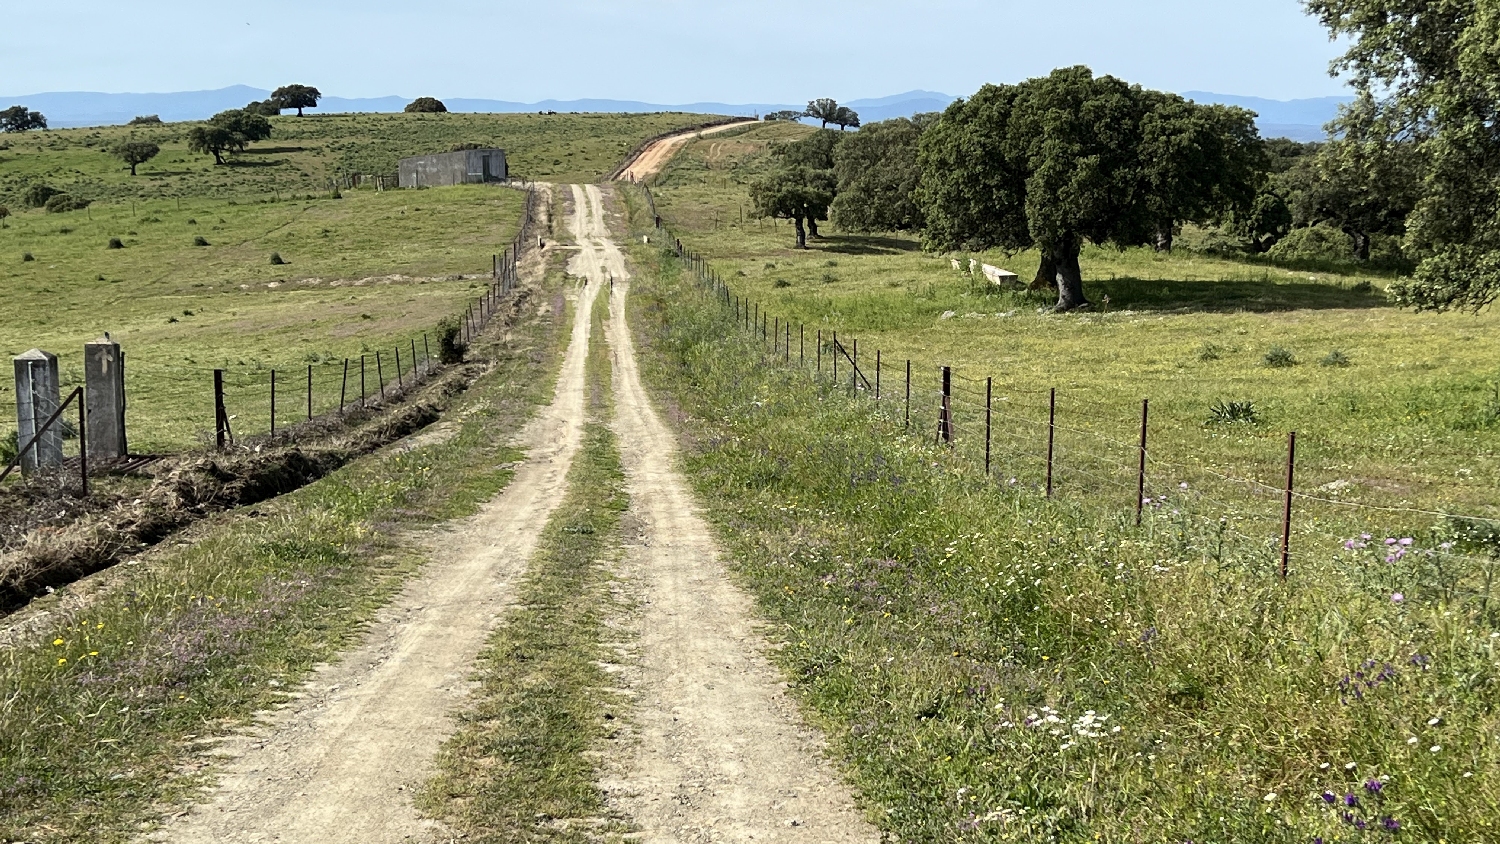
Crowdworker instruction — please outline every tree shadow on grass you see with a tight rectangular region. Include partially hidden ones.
[241,147,308,155]
[814,234,921,256]
[1087,276,1390,313]
[224,159,285,169]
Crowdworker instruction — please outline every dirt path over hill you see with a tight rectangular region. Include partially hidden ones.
[619,120,758,183]
[594,183,877,842]
[147,185,606,844]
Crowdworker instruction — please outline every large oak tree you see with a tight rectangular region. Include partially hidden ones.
[272,84,321,117]
[916,67,1262,310]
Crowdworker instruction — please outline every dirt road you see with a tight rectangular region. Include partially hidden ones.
[595,184,877,842]
[619,120,758,183]
[149,186,605,844]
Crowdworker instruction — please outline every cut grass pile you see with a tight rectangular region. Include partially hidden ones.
[421,284,630,841]
[625,232,1500,843]
[0,257,567,842]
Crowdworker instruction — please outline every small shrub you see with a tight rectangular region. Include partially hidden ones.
[1196,342,1223,362]
[824,260,839,267]
[193,235,209,247]
[821,272,837,283]
[21,252,34,262]
[22,184,61,208]
[106,237,124,249]
[57,227,72,234]
[437,317,466,364]
[44,194,90,213]
[1320,349,1351,367]
[183,309,194,316]
[1263,346,1297,368]
[773,278,791,288]
[269,252,286,265]
[1207,399,1258,425]
[764,262,777,269]
[0,430,16,465]
[167,316,179,323]
[186,218,197,225]
[128,114,162,125]
[1351,280,1374,293]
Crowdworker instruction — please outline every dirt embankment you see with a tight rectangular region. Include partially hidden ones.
[609,119,760,183]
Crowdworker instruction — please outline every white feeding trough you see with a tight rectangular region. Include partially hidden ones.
[982,264,1020,287]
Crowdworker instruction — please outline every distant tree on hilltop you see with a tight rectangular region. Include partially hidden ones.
[831,106,860,131]
[245,99,282,116]
[406,97,448,113]
[128,114,163,125]
[111,140,161,176]
[0,106,47,132]
[272,84,321,116]
[765,110,805,122]
[187,109,273,164]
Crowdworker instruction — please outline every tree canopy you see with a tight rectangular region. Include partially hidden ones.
[750,132,839,248]
[1303,0,1497,310]
[916,66,1263,310]
[187,109,272,165]
[111,140,160,176]
[405,97,448,113]
[806,98,859,131]
[0,106,46,132]
[271,84,321,116]
[245,99,282,116]
[830,117,925,232]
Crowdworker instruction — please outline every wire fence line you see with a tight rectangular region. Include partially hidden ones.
[640,185,1500,597]
[2,183,540,490]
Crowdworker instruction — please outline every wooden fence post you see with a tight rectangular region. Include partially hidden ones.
[214,369,227,449]
[939,366,953,445]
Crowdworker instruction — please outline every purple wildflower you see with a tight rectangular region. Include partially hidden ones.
[1364,779,1383,794]
[1392,592,1404,603]
[1345,793,1360,808]
[1382,817,1400,832]
[1322,791,1338,803]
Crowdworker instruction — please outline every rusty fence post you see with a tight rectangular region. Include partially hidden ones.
[1046,387,1056,498]
[1135,399,1149,526]
[1281,431,1297,579]
[985,376,992,475]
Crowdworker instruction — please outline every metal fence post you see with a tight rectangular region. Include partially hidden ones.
[939,366,953,445]
[1136,399,1149,526]
[905,360,911,429]
[214,369,227,449]
[396,347,404,389]
[307,365,313,421]
[875,351,881,401]
[360,356,367,407]
[270,369,277,435]
[985,377,992,474]
[340,359,349,415]
[1046,388,1056,498]
[77,390,88,496]
[376,352,385,401]
[1281,431,1297,579]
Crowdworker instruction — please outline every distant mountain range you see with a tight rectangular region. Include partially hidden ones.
[0,85,1347,141]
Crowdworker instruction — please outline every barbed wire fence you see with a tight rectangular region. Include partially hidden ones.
[1,182,539,493]
[640,185,1500,607]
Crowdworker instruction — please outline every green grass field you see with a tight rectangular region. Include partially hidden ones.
[620,126,1500,842]
[0,111,716,452]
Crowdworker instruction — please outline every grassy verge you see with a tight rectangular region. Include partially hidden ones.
[624,225,1500,843]
[420,280,631,841]
[0,256,569,842]
[647,124,1500,525]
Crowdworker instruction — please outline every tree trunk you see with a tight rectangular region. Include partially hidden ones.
[296,107,304,117]
[794,215,807,249]
[1030,251,1058,292]
[807,217,820,239]
[1154,225,1174,253]
[129,163,137,176]
[212,150,225,165]
[1351,230,1371,262]
[1052,239,1090,311]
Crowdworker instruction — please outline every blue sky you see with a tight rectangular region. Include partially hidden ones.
[4,0,1348,101]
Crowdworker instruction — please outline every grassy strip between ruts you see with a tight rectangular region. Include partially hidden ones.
[420,276,631,841]
[0,250,569,843]
[620,189,1500,844]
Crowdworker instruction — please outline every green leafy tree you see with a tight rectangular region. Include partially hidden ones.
[770,130,839,237]
[918,67,1263,310]
[405,97,448,113]
[111,140,160,176]
[1228,188,1294,253]
[765,110,805,122]
[830,117,926,232]
[0,106,46,132]
[271,84,321,116]
[1138,91,1263,251]
[244,99,282,116]
[1287,134,1420,262]
[1304,1,1500,310]
[750,166,836,249]
[187,126,236,165]
[832,106,861,131]
[806,98,847,130]
[22,184,61,208]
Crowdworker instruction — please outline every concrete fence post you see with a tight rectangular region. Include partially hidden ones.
[13,349,62,475]
[83,336,126,460]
